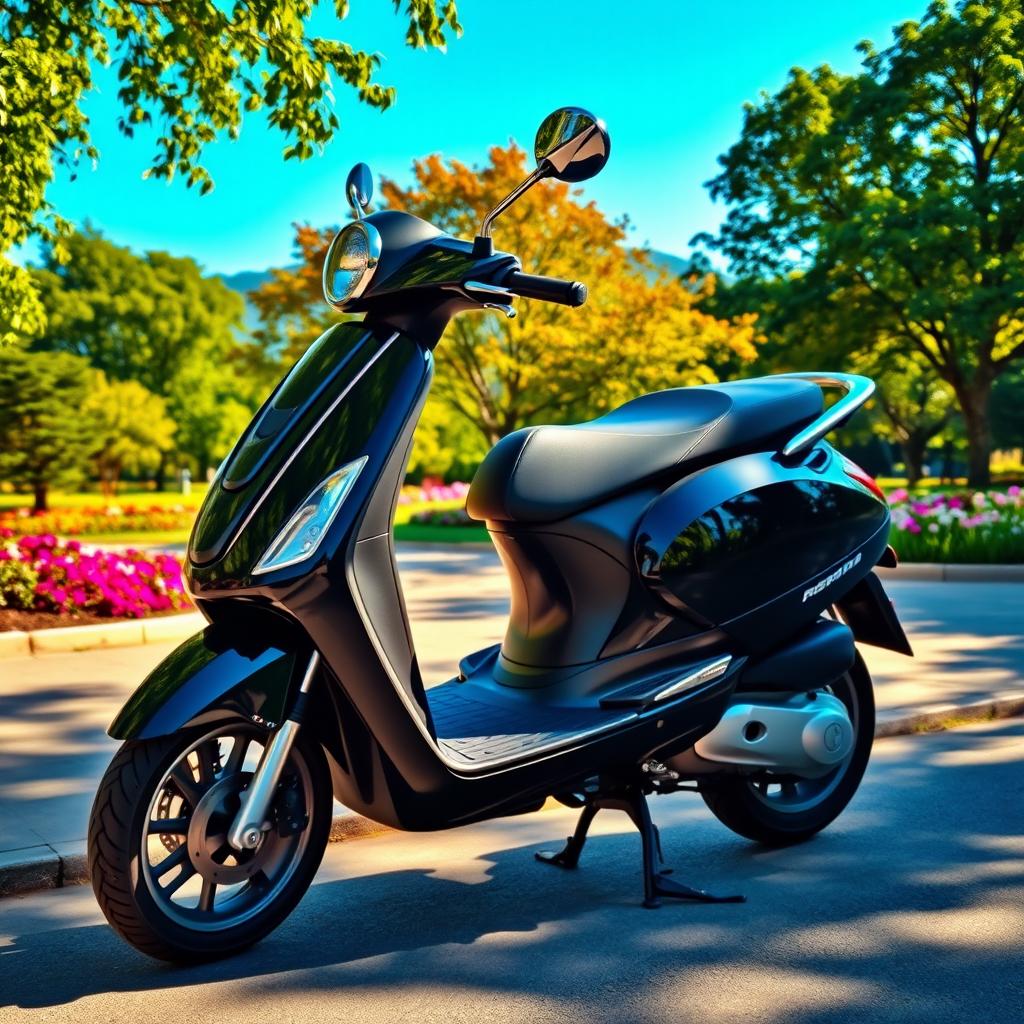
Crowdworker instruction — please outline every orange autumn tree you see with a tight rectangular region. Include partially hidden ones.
[253,144,760,460]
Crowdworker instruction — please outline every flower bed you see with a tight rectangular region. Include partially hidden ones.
[408,507,475,527]
[0,531,192,621]
[398,480,471,505]
[888,487,1024,564]
[0,504,195,537]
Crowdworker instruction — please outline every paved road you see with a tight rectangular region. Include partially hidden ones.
[1,719,1022,1022]
[1,545,1022,861]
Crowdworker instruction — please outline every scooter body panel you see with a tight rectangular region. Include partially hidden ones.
[636,446,890,652]
[109,626,301,740]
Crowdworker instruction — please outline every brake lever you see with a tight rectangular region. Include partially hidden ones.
[464,280,516,318]
[482,302,517,319]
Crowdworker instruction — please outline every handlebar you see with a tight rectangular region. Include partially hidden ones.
[501,270,588,307]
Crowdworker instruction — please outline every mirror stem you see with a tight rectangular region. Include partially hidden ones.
[473,165,547,256]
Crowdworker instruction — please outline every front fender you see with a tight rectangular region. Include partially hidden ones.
[109,626,303,740]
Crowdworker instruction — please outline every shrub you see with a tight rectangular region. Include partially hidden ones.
[0,530,192,618]
[0,556,39,609]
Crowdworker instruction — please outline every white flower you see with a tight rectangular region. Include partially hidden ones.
[928,523,940,533]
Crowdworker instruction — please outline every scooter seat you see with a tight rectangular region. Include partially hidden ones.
[467,378,823,524]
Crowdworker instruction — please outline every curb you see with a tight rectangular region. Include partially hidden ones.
[3,692,1021,900]
[0,812,391,899]
[876,563,1024,582]
[1,612,205,659]
[874,691,1024,737]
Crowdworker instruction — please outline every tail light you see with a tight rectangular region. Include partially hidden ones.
[841,455,887,502]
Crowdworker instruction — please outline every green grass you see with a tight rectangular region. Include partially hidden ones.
[0,487,208,511]
[394,523,490,544]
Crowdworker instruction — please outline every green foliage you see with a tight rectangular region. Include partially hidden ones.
[992,368,1024,450]
[0,559,39,610]
[82,373,177,493]
[0,0,461,344]
[0,348,96,509]
[698,0,1024,485]
[29,230,267,481]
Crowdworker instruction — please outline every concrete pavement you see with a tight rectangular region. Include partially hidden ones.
[1,544,1022,893]
[1,718,1022,1022]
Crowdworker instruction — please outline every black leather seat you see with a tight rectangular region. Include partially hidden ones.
[467,378,823,523]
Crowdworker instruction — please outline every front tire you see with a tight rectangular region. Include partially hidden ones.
[88,722,332,962]
[698,652,875,846]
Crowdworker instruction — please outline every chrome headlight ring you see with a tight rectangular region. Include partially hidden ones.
[322,221,382,310]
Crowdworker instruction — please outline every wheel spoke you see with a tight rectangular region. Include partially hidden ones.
[162,860,196,896]
[196,740,220,787]
[152,844,188,880]
[170,764,202,806]
[198,878,217,912]
[149,816,189,835]
[224,735,252,776]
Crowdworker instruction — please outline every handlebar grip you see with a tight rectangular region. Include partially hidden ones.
[502,270,588,307]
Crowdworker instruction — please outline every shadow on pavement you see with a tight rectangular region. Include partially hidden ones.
[3,721,1023,1021]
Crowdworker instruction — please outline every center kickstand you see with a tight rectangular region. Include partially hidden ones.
[535,781,746,908]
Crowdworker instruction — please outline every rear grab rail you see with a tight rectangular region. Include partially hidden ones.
[776,372,876,458]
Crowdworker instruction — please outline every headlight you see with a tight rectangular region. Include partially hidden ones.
[322,222,382,310]
[253,457,367,575]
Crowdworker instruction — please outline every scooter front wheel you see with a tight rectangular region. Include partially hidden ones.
[698,652,875,847]
[88,722,332,962]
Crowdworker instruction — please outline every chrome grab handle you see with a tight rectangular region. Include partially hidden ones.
[776,372,876,458]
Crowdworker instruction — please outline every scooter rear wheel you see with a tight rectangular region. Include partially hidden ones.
[698,652,875,847]
[88,722,332,962]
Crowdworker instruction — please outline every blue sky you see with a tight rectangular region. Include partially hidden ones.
[35,0,927,275]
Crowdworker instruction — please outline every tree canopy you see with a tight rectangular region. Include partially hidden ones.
[697,0,1024,485]
[254,144,760,470]
[29,230,273,482]
[83,373,177,495]
[0,348,96,510]
[0,0,461,344]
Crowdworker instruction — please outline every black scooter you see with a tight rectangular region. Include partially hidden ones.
[89,108,913,963]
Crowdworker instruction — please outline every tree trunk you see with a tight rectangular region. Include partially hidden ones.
[900,435,926,488]
[960,384,993,488]
[155,451,168,492]
[33,481,48,513]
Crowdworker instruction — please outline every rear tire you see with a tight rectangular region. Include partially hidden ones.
[88,723,332,962]
[698,652,874,847]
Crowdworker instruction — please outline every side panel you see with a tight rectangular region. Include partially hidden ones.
[636,446,890,653]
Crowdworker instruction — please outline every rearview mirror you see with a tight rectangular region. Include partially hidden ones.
[474,106,610,254]
[346,163,373,218]
[534,107,611,183]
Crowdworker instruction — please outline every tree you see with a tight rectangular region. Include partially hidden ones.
[0,0,461,345]
[29,230,261,486]
[254,144,761,461]
[867,350,957,485]
[0,349,95,510]
[706,273,959,486]
[697,0,1024,486]
[992,367,1024,453]
[82,373,176,495]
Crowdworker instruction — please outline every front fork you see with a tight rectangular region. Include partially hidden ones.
[227,651,320,851]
